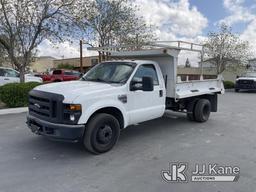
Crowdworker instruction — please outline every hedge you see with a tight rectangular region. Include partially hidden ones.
[223,81,235,89]
[57,63,74,70]
[0,82,41,108]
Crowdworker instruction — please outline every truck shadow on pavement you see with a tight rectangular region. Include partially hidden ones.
[22,112,201,156]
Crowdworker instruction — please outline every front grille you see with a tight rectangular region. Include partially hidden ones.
[29,95,51,117]
[237,80,254,84]
[28,90,64,123]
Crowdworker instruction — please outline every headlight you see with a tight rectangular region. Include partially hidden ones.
[63,104,82,124]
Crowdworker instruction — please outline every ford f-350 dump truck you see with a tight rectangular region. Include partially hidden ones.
[26,41,224,154]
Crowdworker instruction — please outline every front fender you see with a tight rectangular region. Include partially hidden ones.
[78,99,128,127]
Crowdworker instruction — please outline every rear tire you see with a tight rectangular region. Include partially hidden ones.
[83,113,120,154]
[194,99,211,122]
[186,99,198,121]
[235,89,239,92]
[187,113,194,121]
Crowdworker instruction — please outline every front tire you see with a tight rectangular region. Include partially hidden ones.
[83,113,120,154]
[194,99,211,122]
[235,89,239,92]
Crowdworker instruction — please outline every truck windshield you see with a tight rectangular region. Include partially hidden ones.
[81,62,136,84]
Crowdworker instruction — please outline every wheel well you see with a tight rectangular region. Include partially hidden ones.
[166,94,218,113]
[185,94,218,112]
[90,107,124,129]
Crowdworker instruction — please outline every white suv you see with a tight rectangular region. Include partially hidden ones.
[0,67,42,86]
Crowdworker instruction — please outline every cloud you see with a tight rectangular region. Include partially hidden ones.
[37,0,208,60]
[37,39,97,59]
[219,0,256,56]
[135,0,208,39]
[241,19,256,55]
[133,0,208,66]
[218,0,255,25]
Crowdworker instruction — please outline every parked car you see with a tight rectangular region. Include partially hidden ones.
[27,41,224,154]
[0,67,42,86]
[235,72,256,92]
[37,69,82,83]
[35,72,52,82]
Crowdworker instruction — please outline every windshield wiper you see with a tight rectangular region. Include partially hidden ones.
[82,77,111,83]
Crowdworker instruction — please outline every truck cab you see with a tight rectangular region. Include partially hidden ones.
[26,41,224,154]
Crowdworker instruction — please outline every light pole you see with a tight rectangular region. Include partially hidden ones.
[80,40,83,73]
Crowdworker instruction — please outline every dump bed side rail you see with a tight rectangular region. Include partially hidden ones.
[175,76,225,99]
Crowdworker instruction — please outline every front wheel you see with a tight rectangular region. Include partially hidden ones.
[83,113,120,154]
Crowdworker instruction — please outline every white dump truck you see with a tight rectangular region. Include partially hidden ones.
[26,41,224,154]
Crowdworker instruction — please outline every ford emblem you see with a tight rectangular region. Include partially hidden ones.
[34,103,41,109]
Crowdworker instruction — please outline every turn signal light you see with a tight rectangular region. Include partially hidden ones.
[66,104,82,111]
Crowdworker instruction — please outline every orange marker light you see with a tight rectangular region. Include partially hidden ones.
[67,104,82,111]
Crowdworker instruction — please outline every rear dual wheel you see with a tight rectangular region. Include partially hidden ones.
[187,99,211,122]
[83,113,120,154]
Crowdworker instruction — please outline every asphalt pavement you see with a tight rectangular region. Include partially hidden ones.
[0,91,256,192]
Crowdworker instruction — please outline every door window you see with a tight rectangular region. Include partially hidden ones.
[132,64,159,85]
[64,71,73,75]
[0,69,4,76]
[53,70,62,75]
[3,69,19,77]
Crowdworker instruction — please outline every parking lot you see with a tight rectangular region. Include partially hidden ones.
[0,91,256,192]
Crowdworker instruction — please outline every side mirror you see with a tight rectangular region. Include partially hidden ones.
[236,75,239,79]
[142,76,154,91]
[130,76,154,91]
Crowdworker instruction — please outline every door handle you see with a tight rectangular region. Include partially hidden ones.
[159,90,163,97]
[4,78,10,80]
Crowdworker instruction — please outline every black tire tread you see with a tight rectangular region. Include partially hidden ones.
[186,99,198,121]
[83,113,120,154]
[194,99,211,122]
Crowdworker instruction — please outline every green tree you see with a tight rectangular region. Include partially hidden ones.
[74,0,156,48]
[185,58,191,68]
[57,63,74,70]
[0,44,6,66]
[204,24,251,74]
[0,0,75,82]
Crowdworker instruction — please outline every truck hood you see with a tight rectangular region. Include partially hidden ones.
[237,77,256,81]
[34,81,121,103]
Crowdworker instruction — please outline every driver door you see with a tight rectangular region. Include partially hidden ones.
[127,64,165,125]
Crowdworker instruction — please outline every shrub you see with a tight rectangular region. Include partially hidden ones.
[223,81,235,89]
[57,63,74,70]
[0,82,41,108]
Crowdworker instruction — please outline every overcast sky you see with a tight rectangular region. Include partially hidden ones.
[37,0,256,63]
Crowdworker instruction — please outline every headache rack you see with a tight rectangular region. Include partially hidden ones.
[87,41,205,73]
[87,41,204,54]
